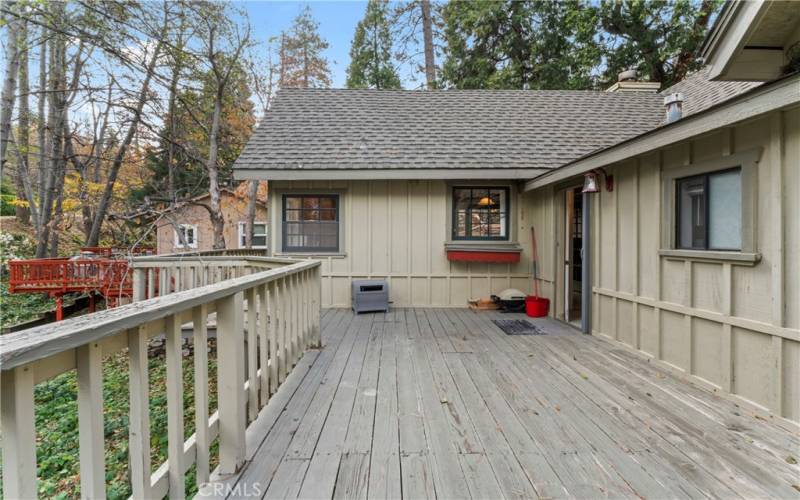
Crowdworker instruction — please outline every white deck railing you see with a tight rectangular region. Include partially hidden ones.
[0,256,322,499]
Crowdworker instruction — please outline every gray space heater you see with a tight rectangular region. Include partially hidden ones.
[352,279,389,314]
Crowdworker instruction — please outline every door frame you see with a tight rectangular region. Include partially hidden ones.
[554,183,583,324]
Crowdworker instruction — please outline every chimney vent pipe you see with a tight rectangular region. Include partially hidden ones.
[664,93,684,123]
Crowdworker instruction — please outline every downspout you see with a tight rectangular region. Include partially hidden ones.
[581,191,591,334]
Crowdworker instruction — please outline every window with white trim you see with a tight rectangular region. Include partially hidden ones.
[174,224,198,249]
[238,222,268,248]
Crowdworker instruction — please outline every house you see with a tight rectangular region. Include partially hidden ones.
[155,186,268,254]
[233,5,800,422]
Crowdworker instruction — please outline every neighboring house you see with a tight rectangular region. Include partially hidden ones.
[155,187,268,254]
[233,2,799,423]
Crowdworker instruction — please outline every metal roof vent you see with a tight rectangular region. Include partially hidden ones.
[664,93,684,123]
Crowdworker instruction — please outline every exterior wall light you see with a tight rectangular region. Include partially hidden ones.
[582,168,613,193]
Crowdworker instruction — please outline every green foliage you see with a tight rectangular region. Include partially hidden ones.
[0,349,219,497]
[346,0,402,89]
[441,0,720,90]
[0,182,17,216]
[598,0,720,88]
[442,0,600,89]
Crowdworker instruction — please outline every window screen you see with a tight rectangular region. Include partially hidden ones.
[282,195,339,252]
[677,168,741,251]
[452,187,509,240]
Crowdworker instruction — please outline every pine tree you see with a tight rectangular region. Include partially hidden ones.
[280,6,332,88]
[346,0,402,89]
[441,0,600,90]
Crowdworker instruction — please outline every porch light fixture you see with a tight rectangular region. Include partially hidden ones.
[582,168,614,193]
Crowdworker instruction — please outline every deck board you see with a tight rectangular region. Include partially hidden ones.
[209,308,800,499]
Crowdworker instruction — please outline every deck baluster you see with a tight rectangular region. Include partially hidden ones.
[193,305,210,486]
[246,287,259,423]
[217,293,246,474]
[1,365,37,499]
[128,325,151,498]
[77,341,106,499]
[165,314,185,498]
[268,280,279,394]
[259,283,270,405]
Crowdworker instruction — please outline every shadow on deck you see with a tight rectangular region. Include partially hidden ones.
[202,308,800,499]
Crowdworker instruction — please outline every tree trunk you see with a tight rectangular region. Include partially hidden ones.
[206,89,226,249]
[420,0,436,89]
[85,38,164,247]
[36,11,65,257]
[37,24,47,206]
[0,4,20,177]
[15,15,30,223]
[166,61,180,204]
[244,180,258,248]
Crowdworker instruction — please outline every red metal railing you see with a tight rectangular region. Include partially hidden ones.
[5,248,156,321]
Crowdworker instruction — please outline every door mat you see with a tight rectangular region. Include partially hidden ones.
[492,319,547,336]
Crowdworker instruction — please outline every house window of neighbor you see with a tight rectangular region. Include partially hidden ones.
[676,168,742,251]
[238,222,268,248]
[452,187,510,240]
[175,224,198,249]
[282,195,339,252]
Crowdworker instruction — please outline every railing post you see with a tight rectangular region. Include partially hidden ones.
[1,365,37,499]
[133,268,146,302]
[246,287,259,423]
[77,341,106,499]
[165,314,185,499]
[193,305,210,486]
[128,326,151,498]
[217,292,246,474]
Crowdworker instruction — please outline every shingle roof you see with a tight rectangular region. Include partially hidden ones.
[660,66,761,118]
[233,70,765,176]
[234,89,665,172]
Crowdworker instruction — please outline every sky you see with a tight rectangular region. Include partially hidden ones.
[241,1,371,88]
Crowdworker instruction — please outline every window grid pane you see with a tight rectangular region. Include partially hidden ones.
[283,195,340,252]
[452,187,509,240]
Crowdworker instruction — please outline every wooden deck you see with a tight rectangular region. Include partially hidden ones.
[205,308,800,499]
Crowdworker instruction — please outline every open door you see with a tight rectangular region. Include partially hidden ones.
[563,187,583,326]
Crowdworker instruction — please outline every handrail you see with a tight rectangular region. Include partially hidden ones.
[0,255,323,499]
[0,260,318,370]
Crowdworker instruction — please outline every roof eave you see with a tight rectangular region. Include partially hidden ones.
[523,72,800,192]
[235,167,552,181]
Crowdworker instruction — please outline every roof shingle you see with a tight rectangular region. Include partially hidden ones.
[234,89,664,172]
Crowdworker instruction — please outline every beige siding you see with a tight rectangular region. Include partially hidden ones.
[529,107,800,422]
[269,180,550,308]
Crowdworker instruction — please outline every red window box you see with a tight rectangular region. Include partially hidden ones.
[445,245,522,264]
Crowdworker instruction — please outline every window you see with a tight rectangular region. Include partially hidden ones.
[282,195,339,252]
[452,187,509,240]
[238,222,268,248]
[677,168,742,251]
[174,224,198,249]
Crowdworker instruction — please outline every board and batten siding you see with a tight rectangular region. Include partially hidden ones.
[268,180,554,308]
[530,106,800,423]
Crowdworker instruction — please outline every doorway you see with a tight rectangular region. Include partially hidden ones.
[564,187,583,326]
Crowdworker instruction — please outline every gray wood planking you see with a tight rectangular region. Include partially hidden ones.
[211,308,800,500]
